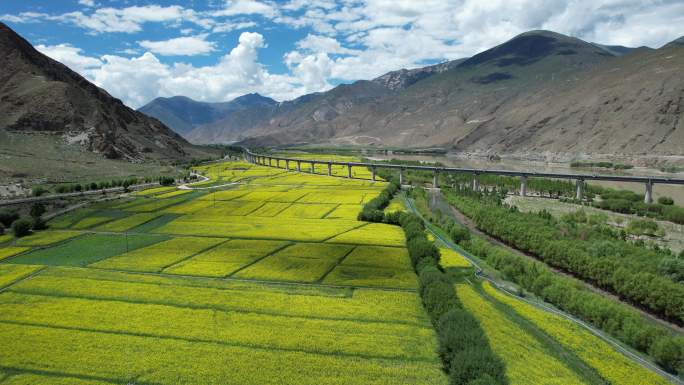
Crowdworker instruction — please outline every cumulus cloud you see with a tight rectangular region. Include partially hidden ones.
[78,0,95,7]
[35,43,102,74]
[213,0,277,17]
[6,0,684,108]
[36,32,308,108]
[139,35,216,56]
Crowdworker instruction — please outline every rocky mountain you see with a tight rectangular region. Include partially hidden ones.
[166,30,684,160]
[139,93,276,136]
[371,59,466,91]
[0,22,208,162]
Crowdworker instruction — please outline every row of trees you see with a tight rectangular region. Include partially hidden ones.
[0,203,47,237]
[410,190,684,375]
[463,236,684,374]
[594,189,684,224]
[443,188,684,325]
[31,175,181,197]
[358,180,508,384]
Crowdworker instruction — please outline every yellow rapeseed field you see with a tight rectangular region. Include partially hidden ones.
[456,284,589,385]
[483,282,671,385]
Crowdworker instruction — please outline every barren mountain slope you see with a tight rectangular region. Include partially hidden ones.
[0,22,207,162]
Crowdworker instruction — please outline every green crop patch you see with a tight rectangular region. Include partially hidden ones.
[8,233,168,267]
[90,237,226,273]
[13,231,83,247]
[132,186,177,196]
[47,209,96,229]
[164,239,288,277]
[323,266,417,289]
[340,246,412,271]
[327,224,406,247]
[277,203,338,219]
[154,189,192,199]
[95,213,161,232]
[125,194,197,212]
[234,243,354,283]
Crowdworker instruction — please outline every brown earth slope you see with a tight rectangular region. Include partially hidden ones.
[0,22,209,162]
[187,31,684,160]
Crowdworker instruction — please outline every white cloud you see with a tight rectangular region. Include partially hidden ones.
[213,0,277,17]
[139,35,216,56]
[78,0,95,7]
[35,43,102,74]
[212,20,258,33]
[0,12,49,23]
[36,32,309,108]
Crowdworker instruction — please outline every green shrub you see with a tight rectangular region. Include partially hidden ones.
[659,196,675,205]
[31,186,48,197]
[0,210,19,227]
[12,218,32,238]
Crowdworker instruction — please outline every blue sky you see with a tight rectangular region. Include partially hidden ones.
[2,1,683,108]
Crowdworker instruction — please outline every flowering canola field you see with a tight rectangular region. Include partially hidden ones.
[0,160,445,384]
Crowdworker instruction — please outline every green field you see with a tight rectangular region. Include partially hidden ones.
[0,160,445,384]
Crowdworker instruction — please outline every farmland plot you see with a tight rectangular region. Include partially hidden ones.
[0,159,448,385]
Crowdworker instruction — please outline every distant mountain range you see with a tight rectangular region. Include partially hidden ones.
[139,30,684,159]
[0,22,210,162]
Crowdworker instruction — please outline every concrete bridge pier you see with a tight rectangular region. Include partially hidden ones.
[520,175,527,197]
[347,164,353,178]
[432,170,439,189]
[285,160,290,170]
[267,157,272,167]
[399,168,405,185]
[371,166,377,182]
[327,163,332,176]
[310,162,315,173]
[276,159,280,168]
[472,174,480,191]
[575,179,584,201]
[645,181,653,204]
[296,161,301,172]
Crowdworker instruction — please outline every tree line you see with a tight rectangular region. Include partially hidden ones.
[359,178,508,384]
[414,190,684,375]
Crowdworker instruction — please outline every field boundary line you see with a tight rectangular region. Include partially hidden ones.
[225,242,295,278]
[320,203,342,219]
[320,222,370,242]
[159,238,232,273]
[0,365,145,385]
[0,265,48,294]
[316,245,357,283]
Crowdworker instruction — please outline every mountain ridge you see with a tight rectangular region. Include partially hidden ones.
[0,22,207,161]
[145,29,684,160]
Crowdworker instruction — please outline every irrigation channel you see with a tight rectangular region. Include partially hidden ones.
[243,149,684,384]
